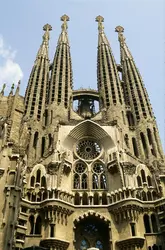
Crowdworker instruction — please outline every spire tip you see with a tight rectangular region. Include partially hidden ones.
[43,24,52,31]
[115,25,124,33]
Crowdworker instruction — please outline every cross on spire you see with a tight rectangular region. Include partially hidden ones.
[61,14,70,31]
[95,15,104,32]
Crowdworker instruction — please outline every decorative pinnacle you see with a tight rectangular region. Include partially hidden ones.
[61,14,70,30]
[43,24,52,32]
[95,15,104,32]
[42,24,52,42]
[115,25,124,33]
[115,26,125,43]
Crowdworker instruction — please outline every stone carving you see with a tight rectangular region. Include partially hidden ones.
[122,162,136,175]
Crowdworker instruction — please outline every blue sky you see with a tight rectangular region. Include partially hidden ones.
[0,0,164,150]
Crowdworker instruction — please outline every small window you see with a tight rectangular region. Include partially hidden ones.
[130,223,136,236]
[50,224,55,237]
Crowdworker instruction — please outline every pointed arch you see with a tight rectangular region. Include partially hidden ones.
[151,214,158,233]
[137,176,142,187]
[141,169,146,183]
[29,215,34,234]
[94,192,99,205]
[147,175,152,187]
[41,176,46,187]
[82,192,88,205]
[36,169,41,183]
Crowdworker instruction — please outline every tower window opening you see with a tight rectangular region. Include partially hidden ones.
[36,169,41,183]
[127,111,135,127]
[30,176,35,187]
[94,192,99,205]
[74,192,80,205]
[33,131,38,148]
[151,214,158,233]
[50,224,55,237]
[147,176,152,187]
[41,176,46,187]
[143,214,151,233]
[137,176,142,187]
[45,109,48,126]
[141,169,146,183]
[35,215,42,234]
[29,215,34,234]
[82,192,88,205]
[130,223,136,236]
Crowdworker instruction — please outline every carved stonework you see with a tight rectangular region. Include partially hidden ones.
[122,162,136,175]
[47,163,59,175]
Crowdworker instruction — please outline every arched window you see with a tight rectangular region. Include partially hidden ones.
[137,176,142,187]
[29,215,34,234]
[82,174,87,189]
[41,176,46,187]
[100,174,107,189]
[143,214,151,233]
[92,162,107,190]
[43,191,47,200]
[147,176,152,187]
[94,192,99,205]
[93,174,99,189]
[82,192,88,205]
[74,174,80,189]
[151,214,158,233]
[74,192,80,205]
[35,215,42,234]
[30,176,35,187]
[132,137,139,157]
[33,132,38,148]
[141,169,146,183]
[73,162,87,189]
[140,132,148,158]
[36,169,41,183]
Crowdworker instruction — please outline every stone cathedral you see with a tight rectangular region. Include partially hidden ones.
[0,15,165,250]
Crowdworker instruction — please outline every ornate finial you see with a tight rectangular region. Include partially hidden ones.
[42,24,52,42]
[43,24,52,32]
[115,25,124,33]
[1,83,6,95]
[11,83,15,90]
[9,83,14,96]
[61,14,70,31]
[95,15,104,32]
[115,26,125,43]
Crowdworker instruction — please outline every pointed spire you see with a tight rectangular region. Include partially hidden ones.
[0,83,6,96]
[96,15,109,45]
[49,15,73,113]
[115,25,153,121]
[24,24,51,121]
[96,16,124,122]
[36,24,52,60]
[57,14,70,45]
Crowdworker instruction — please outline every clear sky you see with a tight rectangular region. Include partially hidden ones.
[0,0,164,150]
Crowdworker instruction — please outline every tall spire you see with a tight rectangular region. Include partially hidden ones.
[49,15,73,111]
[115,26,164,159]
[115,25,153,122]
[96,16,124,122]
[24,24,52,121]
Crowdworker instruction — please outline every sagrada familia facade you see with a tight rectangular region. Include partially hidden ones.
[0,15,165,250]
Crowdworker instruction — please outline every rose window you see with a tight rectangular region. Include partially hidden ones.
[76,139,101,160]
